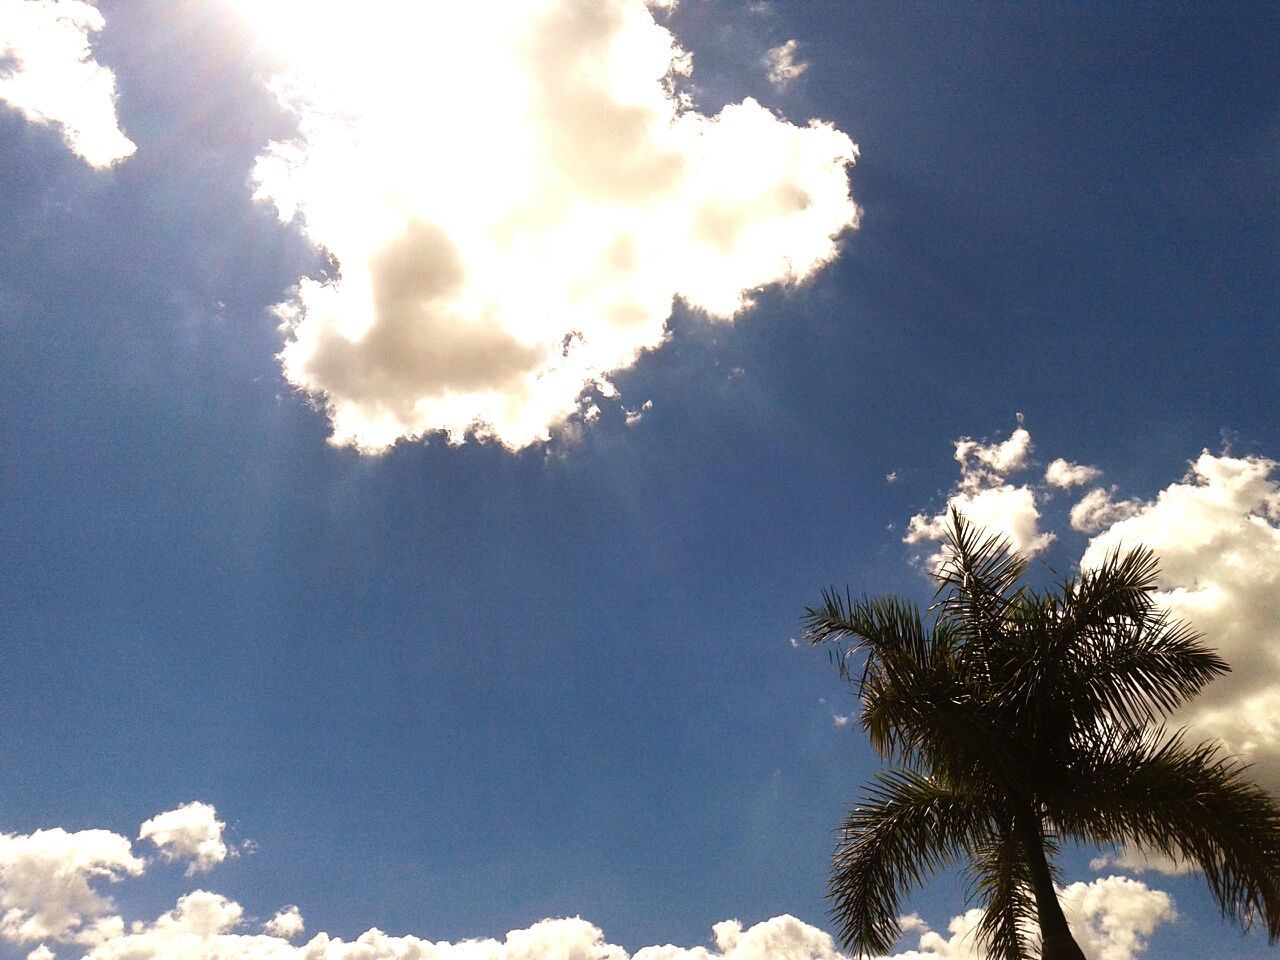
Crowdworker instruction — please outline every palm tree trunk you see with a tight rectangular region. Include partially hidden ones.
[1015,809,1087,960]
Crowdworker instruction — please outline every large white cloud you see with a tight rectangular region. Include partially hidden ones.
[231,0,858,451]
[0,0,135,167]
[1080,451,1280,785]
[138,802,230,876]
[0,826,143,947]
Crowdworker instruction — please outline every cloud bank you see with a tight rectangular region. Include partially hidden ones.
[235,0,859,451]
[0,0,135,167]
[0,805,1176,960]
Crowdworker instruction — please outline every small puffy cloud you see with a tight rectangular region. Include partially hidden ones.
[625,399,654,426]
[1045,458,1102,489]
[906,483,1055,560]
[954,427,1032,481]
[0,826,143,947]
[1069,487,1144,533]
[0,0,135,166]
[235,0,858,452]
[262,907,303,940]
[27,945,56,960]
[905,423,1054,562]
[1090,847,1195,877]
[832,714,852,728]
[138,802,229,876]
[765,39,808,88]
[1080,452,1280,786]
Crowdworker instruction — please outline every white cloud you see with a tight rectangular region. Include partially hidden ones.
[262,907,303,940]
[0,803,1180,960]
[138,802,229,876]
[0,0,135,166]
[625,399,654,426]
[232,0,858,452]
[1090,848,1195,877]
[1069,487,1144,533]
[0,826,143,947]
[954,427,1032,480]
[1045,458,1102,489]
[905,423,1054,562]
[882,877,1172,960]
[765,39,808,88]
[1080,452,1280,785]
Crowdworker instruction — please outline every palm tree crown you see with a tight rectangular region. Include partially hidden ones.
[803,511,1280,960]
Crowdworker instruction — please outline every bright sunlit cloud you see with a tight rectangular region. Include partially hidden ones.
[0,0,135,167]
[905,420,1055,561]
[229,0,858,451]
[1080,451,1280,787]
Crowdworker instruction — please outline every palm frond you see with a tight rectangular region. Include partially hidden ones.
[933,510,1027,665]
[1062,546,1162,628]
[1051,728,1280,941]
[802,590,931,687]
[830,768,990,956]
[966,827,1040,960]
[1068,612,1227,730]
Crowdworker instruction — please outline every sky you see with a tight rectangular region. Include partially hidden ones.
[0,1,1277,959]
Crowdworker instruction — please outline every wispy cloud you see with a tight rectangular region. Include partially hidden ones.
[765,39,809,89]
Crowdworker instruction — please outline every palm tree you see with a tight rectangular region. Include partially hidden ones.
[802,511,1280,960]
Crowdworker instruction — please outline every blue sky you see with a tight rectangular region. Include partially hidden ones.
[0,2,1277,959]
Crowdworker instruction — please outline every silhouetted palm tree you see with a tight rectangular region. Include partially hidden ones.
[803,511,1280,960]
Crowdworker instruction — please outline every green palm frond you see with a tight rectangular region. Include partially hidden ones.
[935,509,1028,654]
[966,828,1039,960]
[1066,612,1227,731]
[1061,545,1162,627]
[802,590,932,687]
[1052,728,1280,940]
[831,768,990,956]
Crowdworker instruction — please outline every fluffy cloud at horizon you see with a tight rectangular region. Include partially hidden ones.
[905,424,1280,788]
[0,0,135,167]
[230,0,858,451]
[0,805,1177,960]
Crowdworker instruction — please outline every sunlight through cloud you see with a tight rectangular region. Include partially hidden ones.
[231,0,859,451]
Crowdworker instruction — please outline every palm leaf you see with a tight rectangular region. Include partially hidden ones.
[830,768,990,956]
